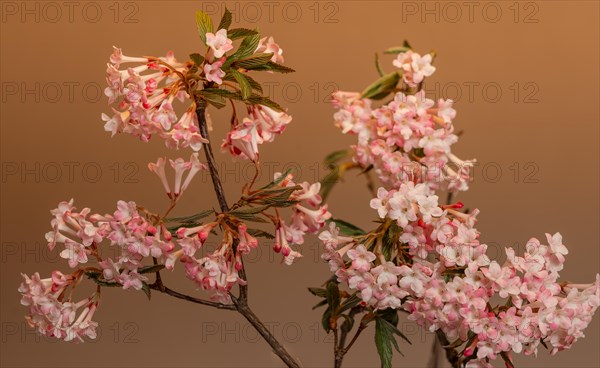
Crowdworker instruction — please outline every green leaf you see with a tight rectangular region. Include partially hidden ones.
[138,264,165,274]
[230,205,270,215]
[312,299,328,310]
[85,271,121,287]
[375,53,385,77]
[243,74,263,93]
[232,53,274,70]
[246,228,274,239]
[258,168,293,190]
[361,71,400,100]
[232,33,261,61]
[326,281,341,311]
[229,212,268,223]
[320,166,342,202]
[246,94,285,111]
[228,28,258,40]
[308,287,327,298]
[229,69,252,100]
[340,314,355,333]
[374,315,411,366]
[190,53,205,66]
[196,89,227,108]
[324,149,351,166]
[197,88,242,100]
[165,209,214,223]
[338,293,361,314]
[249,61,295,74]
[375,318,394,368]
[217,7,232,30]
[321,307,333,332]
[383,46,411,54]
[141,282,152,300]
[328,218,366,236]
[195,10,214,45]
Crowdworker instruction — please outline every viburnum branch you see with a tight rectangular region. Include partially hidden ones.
[194,99,300,368]
[149,283,236,310]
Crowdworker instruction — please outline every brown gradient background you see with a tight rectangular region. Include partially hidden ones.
[1,1,598,367]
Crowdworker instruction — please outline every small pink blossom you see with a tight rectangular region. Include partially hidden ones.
[205,29,233,58]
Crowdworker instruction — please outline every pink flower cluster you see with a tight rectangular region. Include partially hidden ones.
[332,90,474,192]
[102,47,209,151]
[170,221,253,304]
[392,51,436,87]
[45,198,168,290]
[320,183,599,364]
[272,172,332,264]
[18,271,99,342]
[222,105,292,162]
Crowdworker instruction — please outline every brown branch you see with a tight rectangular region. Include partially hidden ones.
[150,283,236,310]
[194,100,300,368]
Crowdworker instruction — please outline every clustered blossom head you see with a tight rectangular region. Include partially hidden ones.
[392,50,436,87]
[18,271,99,342]
[320,47,599,365]
[271,172,332,265]
[103,47,210,151]
[332,88,473,193]
[322,185,599,365]
[222,105,292,162]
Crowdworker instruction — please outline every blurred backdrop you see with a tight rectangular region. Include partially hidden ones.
[1,1,598,367]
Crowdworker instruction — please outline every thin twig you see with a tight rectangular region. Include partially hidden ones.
[149,283,236,310]
[194,100,300,368]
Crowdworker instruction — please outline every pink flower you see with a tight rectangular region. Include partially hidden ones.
[169,157,192,197]
[347,244,376,272]
[148,157,171,197]
[393,51,436,86]
[224,118,261,161]
[370,187,392,218]
[109,46,148,67]
[256,36,284,63]
[181,153,207,192]
[204,58,226,84]
[237,224,258,254]
[205,29,233,58]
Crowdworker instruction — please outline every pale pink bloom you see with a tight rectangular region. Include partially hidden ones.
[224,118,261,161]
[99,258,121,282]
[169,157,192,196]
[148,157,171,197]
[256,36,284,63]
[370,187,392,218]
[60,241,88,268]
[393,51,436,86]
[237,224,258,254]
[176,222,216,241]
[371,261,402,287]
[417,195,443,223]
[437,98,456,123]
[109,46,148,66]
[204,58,226,84]
[120,271,147,290]
[205,29,233,58]
[546,232,568,256]
[347,244,376,272]
[410,53,436,83]
[153,100,177,130]
[181,153,207,192]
